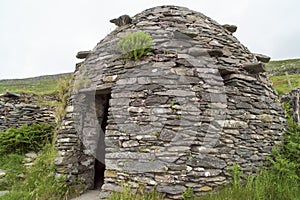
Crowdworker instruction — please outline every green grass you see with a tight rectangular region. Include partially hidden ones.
[262,58,300,95]
[0,154,25,191]
[266,58,300,95]
[194,170,299,200]
[0,73,72,95]
[270,73,300,95]
[0,144,70,200]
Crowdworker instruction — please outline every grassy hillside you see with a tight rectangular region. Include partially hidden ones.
[0,73,72,95]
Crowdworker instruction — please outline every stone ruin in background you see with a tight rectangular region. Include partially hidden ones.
[281,88,300,123]
[0,92,56,131]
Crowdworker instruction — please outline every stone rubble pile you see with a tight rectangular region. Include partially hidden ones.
[0,169,6,185]
[0,190,9,198]
[23,152,38,168]
[0,170,9,198]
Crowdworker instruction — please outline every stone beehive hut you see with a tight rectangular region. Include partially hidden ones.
[55,5,286,198]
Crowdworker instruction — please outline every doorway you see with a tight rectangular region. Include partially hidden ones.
[93,92,111,189]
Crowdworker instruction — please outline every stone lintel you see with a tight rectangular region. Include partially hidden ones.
[76,51,91,59]
[243,62,266,74]
[222,24,237,33]
[254,53,271,63]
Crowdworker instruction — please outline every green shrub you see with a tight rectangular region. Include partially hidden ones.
[269,118,300,181]
[0,123,54,155]
[118,31,153,61]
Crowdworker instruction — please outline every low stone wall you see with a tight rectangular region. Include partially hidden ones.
[281,88,300,123]
[0,92,56,131]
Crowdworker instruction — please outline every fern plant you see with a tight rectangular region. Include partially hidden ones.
[0,123,54,155]
[118,31,153,61]
[182,187,195,200]
[228,163,243,188]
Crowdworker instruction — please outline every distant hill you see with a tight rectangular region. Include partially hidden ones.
[0,73,72,95]
[266,58,300,75]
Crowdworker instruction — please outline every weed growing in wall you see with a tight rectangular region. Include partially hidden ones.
[73,65,91,92]
[227,163,243,188]
[182,187,195,200]
[118,31,153,61]
[55,77,73,124]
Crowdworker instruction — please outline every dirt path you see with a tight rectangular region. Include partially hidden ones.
[70,190,100,200]
[70,190,110,200]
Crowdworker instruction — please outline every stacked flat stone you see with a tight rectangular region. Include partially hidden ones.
[0,92,56,131]
[55,5,286,199]
[281,88,300,123]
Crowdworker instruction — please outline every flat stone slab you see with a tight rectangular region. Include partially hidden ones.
[243,62,266,74]
[254,53,271,63]
[0,169,6,177]
[124,160,167,173]
[222,24,237,33]
[1,92,20,98]
[0,191,9,197]
[76,51,91,59]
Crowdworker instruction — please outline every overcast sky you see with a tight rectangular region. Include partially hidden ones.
[0,0,299,80]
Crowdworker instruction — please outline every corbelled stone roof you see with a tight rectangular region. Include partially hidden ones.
[77,5,269,88]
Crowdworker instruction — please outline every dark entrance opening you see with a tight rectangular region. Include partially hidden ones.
[93,92,111,189]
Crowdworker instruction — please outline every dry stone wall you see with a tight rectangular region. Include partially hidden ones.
[55,5,286,199]
[0,92,56,131]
